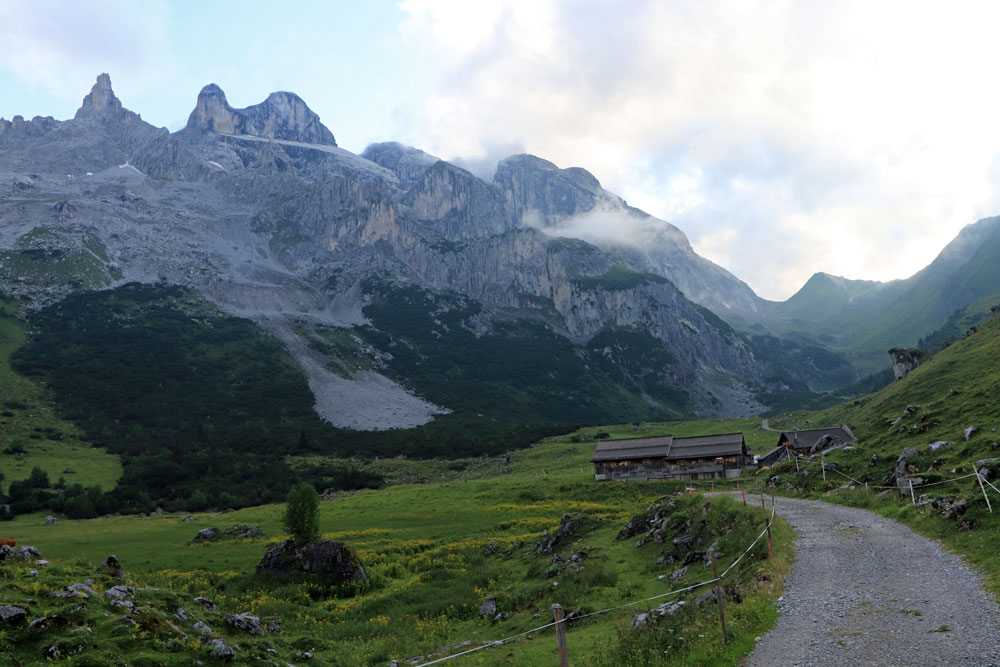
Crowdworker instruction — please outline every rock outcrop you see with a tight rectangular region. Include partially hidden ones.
[183,84,336,146]
[889,347,925,380]
[256,540,366,581]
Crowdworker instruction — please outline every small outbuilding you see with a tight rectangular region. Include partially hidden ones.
[759,424,856,467]
[591,432,752,481]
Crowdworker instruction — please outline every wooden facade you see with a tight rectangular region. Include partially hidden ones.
[591,433,753,481]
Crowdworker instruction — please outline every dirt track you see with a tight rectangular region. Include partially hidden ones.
[742,496,1000,666]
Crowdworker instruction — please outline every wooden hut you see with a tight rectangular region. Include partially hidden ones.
[591,433,752,481]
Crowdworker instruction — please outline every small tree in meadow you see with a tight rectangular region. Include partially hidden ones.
[282,482,320,543]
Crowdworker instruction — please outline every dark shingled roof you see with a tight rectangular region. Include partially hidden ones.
[590,435,673,462]
[778,425,855,451]
[669,433,747,459]
[591,432,747,462]
[758,446,791,466]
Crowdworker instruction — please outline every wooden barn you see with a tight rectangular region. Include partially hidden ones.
[758,424,855,467]
[591,433,753,481]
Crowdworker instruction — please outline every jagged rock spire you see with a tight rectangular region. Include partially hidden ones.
[75,73,125,119]
[183,83,336,146]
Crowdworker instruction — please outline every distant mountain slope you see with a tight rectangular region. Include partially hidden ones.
[774,216,1000,372]
[0,72,847,435]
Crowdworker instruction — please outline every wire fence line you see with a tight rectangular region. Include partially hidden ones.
[414,500,777,666]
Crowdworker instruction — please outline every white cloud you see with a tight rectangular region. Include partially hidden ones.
[400,0,1000,300]
[0,0,173,108]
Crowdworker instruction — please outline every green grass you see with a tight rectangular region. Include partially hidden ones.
[572,265,669,291]
[0,431,792,665]
[0,299,121,493]
[757,310,1000,597]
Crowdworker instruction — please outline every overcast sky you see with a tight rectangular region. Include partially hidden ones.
[3,0,1000,300]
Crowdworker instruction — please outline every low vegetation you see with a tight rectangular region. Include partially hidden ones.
[0,446,791,665]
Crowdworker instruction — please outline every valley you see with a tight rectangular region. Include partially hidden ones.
[3,71,1000,665]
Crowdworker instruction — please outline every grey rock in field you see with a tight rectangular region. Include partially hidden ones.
[225,612,264,635]
[534,514,586,555]
[42,644,60,659]
[45,515,57,525]
[899,447,919,461]
[0,545,14,561]
[105,585,135,600]
[36,559,48,567]
[483,541,498,556]
[224,523,263,538]
[206,638,235,661]
[0,605,28,624]
[655,600,686,616]
[943,499,968,520]
[29,615,68,630]
[182,515,196,521]
[965,426,979,441]
[192,527,221,543]
[671,565,688,581]
[67,583,98,598]
[928,441,950,451]
[194,596,216,611]
[102,554,124,579]
[110,599,135,612]
[154,507,165,515]
[267,619,281,633]
[904,404,918,416]
[256,539,367,581]
[63,465,74,474]
[193,621,213,638]
[17,545,40,560]
[480,597,497,617]
[632,612,651,628]
[174,606,187,622]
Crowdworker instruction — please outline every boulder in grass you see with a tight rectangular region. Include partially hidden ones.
[206,638,235,661]
[0,605,28,625]
[256,540,366,582]
[225,612,264,635]
[192,527,220,543]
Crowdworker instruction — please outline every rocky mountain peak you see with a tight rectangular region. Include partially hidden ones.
[361,142,440,190]
[182,84,336,146]
[74,73,134,122]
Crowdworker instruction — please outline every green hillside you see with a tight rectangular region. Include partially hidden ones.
[7,283,381,514]
[763,308,1000,593]
[0,296,122,494]
[0,424,791,666]
[773,216,1000,374]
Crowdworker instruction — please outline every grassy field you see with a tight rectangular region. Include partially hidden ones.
[0,299,121,493]
[1,428,792,666]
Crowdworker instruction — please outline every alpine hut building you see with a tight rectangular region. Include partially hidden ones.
[758,424,855,468]
[591,433,753,481]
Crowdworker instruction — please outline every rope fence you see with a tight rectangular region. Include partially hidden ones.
[414,500,777,666]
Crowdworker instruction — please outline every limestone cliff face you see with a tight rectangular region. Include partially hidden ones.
[361,142,439,191]
[183,84,336,146]
[397,228,761,384]
[0,74,793,424]
[401,161,512,239]
[494,154,607,224]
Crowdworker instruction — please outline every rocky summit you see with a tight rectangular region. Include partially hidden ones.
[0,74,860,430]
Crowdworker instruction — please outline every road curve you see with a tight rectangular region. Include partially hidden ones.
[742,496,1000,666]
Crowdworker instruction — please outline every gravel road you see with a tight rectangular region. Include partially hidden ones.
[742,496,1000,666]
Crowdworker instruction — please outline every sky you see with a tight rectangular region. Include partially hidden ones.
[3,0,1000,300]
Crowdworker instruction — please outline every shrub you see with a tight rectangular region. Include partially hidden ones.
[282,482,320,543]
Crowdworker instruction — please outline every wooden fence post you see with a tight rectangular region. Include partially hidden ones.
[976,472,993,513]
[710,556,728,642]
[766,519,773,559]
[552,603,569,667]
